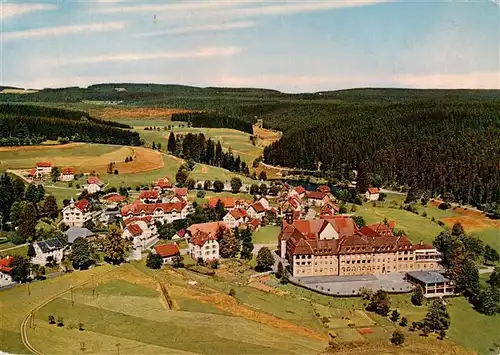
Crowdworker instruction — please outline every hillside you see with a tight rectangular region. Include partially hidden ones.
[0,104,140,146]
[2,85,499,205]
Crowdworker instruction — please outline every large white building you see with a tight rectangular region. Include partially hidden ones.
[85,176,104,194]
[223,208,248,228]
[121,200,190,224]
[62,199,92,227]
[35,162,52,175]
[187,222,223,262]
[122,218,158,260]
[31,239,64,266]
[59,167,75,182]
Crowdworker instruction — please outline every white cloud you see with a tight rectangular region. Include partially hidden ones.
[94,1,242,14]
[134,21,256,38]
[60,46,243,64]
[1,3,57,19]
[2,22,127,41]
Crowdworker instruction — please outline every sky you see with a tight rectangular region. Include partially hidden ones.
[1,0,499,92]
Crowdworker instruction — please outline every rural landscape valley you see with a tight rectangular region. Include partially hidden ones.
[1,1,499,355]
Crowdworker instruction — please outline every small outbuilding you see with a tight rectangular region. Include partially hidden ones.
[406,271,454,298]
[154,244,180,264]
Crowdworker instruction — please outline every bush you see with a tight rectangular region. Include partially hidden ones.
[48,315,55,324]
[196,190,206,198]
[78,323,84,331]
[57,316,64,327]
[399,317,408,327]
[438,202,451,210]
[391,329,405,345]
[229,288,236,297]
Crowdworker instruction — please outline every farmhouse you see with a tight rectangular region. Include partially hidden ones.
[103,193,126,207]
[289,186,306,199]
[62,199,92,227]
[31,239,64,266]
[138,190,160,203]
[154,177,173,191]
[365,188,380,201]
[0,256,14,287]
[35,161,52,175]
[279,215,441,278]
[121,200,189,224]
[27,168,43,180]
[320,201,340,217]
[306,191,330,207]
[59,167,75,182]
[86,176,104,194]
[406,271,454,298]
[123,219,158,260]
[172,229,186,240]
[223,208,248,228]
[256,196,270,210]
[154,244,180,264]
[247,202,266,220]
[186,222,223,262]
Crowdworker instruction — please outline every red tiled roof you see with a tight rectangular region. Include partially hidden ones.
[139,190,159,200]
[127,223,143,236]
[123,216,153,226]
[307,191,326,200]
[208,197,236,209]
[229,208,248,220]
[188,222,225,246]
[250,202,265,213]
[28,168,37,176]
[366,223,393,237]
[295,186,306,194]
[87,176,102,185]
[155,244,180,258]
[317,185,331,193]
[74,199,89,212]
[121,200,187,216]
[36,162,52,167]
[0,256,13,274]
[250,219,261,227]
[104,193,126,203]
[321,216,359,237]
[61,167,74,175]
[155,177,173,189]
[413,242,435,250]
[176,229,186,238]
[175,188,188,196]
[367,187,380,194]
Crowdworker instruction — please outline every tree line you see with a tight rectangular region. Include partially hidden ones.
[263,102,500,206]
[171,111,254,134]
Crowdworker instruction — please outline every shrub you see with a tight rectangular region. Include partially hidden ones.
[229,288,236,297]
[57,316,64,327]
[390,309,400,322]
[78,323,84,331]
[196,190,206,198]
[391,329,405,345]
[399,317,408,327]
[48,315,55,324]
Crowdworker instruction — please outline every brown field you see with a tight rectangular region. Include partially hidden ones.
[0,142,85,152]
[252,123,282,147]
[109,146,164,174]
[441,215,500,231]
[89,107,194,120]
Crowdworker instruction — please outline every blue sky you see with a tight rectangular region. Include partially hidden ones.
[1,0,498,92]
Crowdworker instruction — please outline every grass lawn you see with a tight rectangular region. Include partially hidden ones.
[471,228,500,251]
[0,244,28,258]
[45,186,80,207]
[253,225,281,244]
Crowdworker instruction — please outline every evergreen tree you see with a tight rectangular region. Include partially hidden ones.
[455,258,480,298]
[240,228,253,259]
[0,173,14,223]
[356,163,370,194]
[51,167,60,183]
[411,285,424,306]
[146,252,163,269]
[258,171,267,181]
[484,245,500,264]
[423,299,450,332]
[214,200,226,221]
[167,132,176,153]
[488,266,500,288]
[10,255,31,283]
[215,142,223,166]
[18,202,37,242]
[36,185,45,202]
[27,244,36,258]
[390,329,405,346]
[12,178,25,201]
[218,230,240,258]
[175,169,189,186]
[475,286,500,315]
[249,184,259,195]
[255,247,274,271]
[259,183,268,196]
[203,180,212,190]
[405,186,418,204]
[9,201,26,227]
[25,183,39,204]
[390,309,400,322]
[367,290,391,316]
[42,195,59,220]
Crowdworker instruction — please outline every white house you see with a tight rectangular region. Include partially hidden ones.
[256,196,270,210]
[31,239,64,266]
[35,162,52,175]
[154,244,180,264]
[121,201,190,224]
[223,208,248,228]
[365,187,380,201]
[0,256,14,287]
[122,220,158,260]
[59,167,75,182]
[247,202,266,220]
[62,199,92,227]
[86,176,104,194]
[187,222,223,262]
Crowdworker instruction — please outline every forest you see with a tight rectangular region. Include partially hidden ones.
[0,104,140,146]
[171,111,254,134]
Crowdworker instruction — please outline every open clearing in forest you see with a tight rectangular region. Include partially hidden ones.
[89,107,194,120]
[252,123,282,147]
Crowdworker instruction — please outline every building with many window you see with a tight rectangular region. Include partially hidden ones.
[187,222,223,262]
[279,216,441,278]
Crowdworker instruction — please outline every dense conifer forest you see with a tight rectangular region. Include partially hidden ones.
[1,85,498,204]
[171,111,253,133]
[0,104,140,146]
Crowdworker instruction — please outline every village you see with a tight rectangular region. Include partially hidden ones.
[0,160,452,300]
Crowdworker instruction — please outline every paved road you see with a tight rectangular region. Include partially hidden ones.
[0,243,28,251]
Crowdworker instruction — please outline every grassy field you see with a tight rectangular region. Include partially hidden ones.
[3,264,326,355]
[253,225,281,244]
[0,244,28,257]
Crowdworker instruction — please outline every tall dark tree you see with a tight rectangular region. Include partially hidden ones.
[451,222,465,236]
[218,229,240,258]
[367,290,391,316]
[356,162,369,194]
[215,142,223,166]
[213,180,224,193]
[42,195,59,220]
[18,202,37,242]
[455,259,480,298]
[167,132,176,154]
[24,183,39,204]
[102,225,130,264]
[475,286,500,315]
[70,237,95,270]
[488,266,500,288]
[10,256,31,283]
[230,177,242,194]
[255,247,274,272]
[0,173,14,223]
[12,178,25,201]
[423,300,450,332]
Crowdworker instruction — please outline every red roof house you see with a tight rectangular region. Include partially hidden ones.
[0,256,13,274]
[104,193,126,203]
[74,199,90,212]
[367,187,380,194]
[155,177,173,190]
[208,197,236,209]
[154,244,180,260]
[87,176,103,185]
[317,185,331,193]
[61,167,75,175]
[36,162,52,168]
